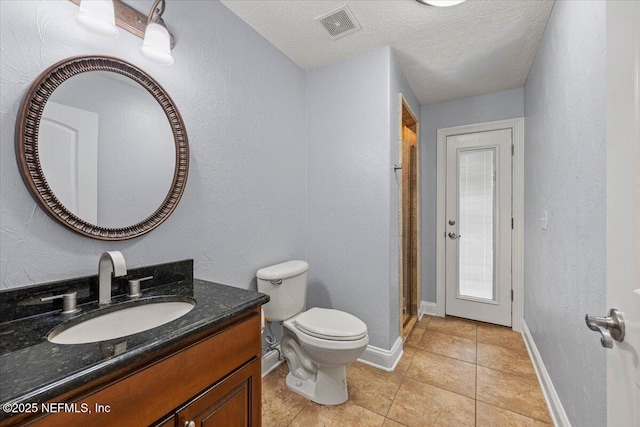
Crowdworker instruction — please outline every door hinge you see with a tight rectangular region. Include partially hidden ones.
[511,218,514,229]
[511,144,514,156]
[511,290,514,301]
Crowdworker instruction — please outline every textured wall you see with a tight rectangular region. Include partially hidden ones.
[419,88,524,302]
[0,1,306,290]
[306,47,392,349]
[523,1,606,426]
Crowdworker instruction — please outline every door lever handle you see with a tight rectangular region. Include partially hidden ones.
[585,308,625,348]
[448,232,461,240]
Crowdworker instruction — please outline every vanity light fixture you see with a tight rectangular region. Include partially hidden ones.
[140,0,175,65]
[415,0,466,6]
[70,0,176,65]
[74,0,119,38]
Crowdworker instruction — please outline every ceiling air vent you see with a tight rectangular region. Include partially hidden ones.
[316,5,361,40]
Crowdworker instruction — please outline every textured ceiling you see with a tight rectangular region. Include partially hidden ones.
[220,0,554,105]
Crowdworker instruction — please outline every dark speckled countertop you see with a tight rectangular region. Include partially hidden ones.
[0,260,268,421]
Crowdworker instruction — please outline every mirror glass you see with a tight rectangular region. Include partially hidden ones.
[38,71,175,229]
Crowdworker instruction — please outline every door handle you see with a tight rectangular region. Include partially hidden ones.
[585,308,625,348]
[448,232,461,240]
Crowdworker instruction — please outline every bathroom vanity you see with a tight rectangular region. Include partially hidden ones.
[0,260,268,427]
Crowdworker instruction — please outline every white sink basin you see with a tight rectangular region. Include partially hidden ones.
[48,299,196,345]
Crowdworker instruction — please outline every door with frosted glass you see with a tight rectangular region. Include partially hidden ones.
[445,129,512,326]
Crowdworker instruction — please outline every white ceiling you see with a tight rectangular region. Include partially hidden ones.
[220,0,554,105]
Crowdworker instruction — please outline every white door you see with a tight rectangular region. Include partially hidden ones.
[445,129,512,326]
[603,1,640,425]
[40,101,99,224]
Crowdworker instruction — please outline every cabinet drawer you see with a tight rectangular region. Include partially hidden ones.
[174,358,261,427]
[30,312,261,427]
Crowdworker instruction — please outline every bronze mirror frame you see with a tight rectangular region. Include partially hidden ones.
[15,55,189,241]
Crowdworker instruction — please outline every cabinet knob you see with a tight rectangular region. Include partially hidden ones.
[184,421,195,427]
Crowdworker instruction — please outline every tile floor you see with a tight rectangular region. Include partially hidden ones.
[262,315,552,427]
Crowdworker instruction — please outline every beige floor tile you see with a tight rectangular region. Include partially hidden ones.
[387,378,475,427]
[417,329,477,363]
[476,401,552,426]
[415,315,431,329]
[289,400,385,427]
[427,316,477,340]
[262,364,309,427]
[477,366,552,423]
[477,322,527,351]
[407,349,476,398]
[395,346,417,376]
[346,362,404,416]
[477,341,537,379]
[382,418,407,427]
[404,326,426,348]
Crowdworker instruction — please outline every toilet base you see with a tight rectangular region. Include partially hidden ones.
[285,365,348,405]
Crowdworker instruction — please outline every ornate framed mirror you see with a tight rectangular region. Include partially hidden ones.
[15,56,189,240]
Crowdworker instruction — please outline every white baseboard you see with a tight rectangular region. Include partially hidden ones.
[357,336,404,372]
[419,301,440,318]
[521,320,571,427]
[262,347,283,378]
[265,337,404,376]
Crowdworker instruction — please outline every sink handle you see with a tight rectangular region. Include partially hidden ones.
[128,276,153,298]
[41,291,80,315]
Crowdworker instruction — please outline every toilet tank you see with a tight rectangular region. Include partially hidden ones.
[256,260,309,322]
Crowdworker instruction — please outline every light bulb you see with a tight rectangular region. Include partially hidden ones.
[75,0,119,39]
[140,22,174,66]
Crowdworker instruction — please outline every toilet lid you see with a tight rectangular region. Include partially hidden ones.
[294,307,368,341]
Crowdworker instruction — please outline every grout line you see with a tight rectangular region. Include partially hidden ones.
[387,375,408,420]
[284,396,309,426]
[475,367,551,423]
[476,359,539,381]
[479,402,553,426]
[416,347,476,366]
[475,362,538,381]
[475,332,478,426]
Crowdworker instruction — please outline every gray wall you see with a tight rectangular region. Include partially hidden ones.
[306,47,418,350]
[419,88,524,302]
[1,2,420,353]
[523,1,606,426]
[0,1,306,290]
[306,47,391,349]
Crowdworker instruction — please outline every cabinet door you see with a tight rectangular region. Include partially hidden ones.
[177,359,261,427]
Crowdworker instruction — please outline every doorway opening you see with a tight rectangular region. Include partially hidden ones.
[399,97,420,338]
[435,118,524,331]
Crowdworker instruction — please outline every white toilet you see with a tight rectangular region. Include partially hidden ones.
[257,260,368,405]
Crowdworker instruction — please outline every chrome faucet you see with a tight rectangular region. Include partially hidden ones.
[98,251,127,305]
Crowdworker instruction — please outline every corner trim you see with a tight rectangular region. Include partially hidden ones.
[357,336,404,372]
[521,320,572,427]
[419,301,440,318]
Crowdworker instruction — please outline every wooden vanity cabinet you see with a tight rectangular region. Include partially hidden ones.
[160,358,261,427]
[25,308,262,427]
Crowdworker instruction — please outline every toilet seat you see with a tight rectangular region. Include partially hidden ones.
[294,307,367,341]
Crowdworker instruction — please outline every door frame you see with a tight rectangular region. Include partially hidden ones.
[435,118,524,331]
[398,93,421,335]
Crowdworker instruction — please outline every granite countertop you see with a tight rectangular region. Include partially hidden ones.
[0,263,268,419]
